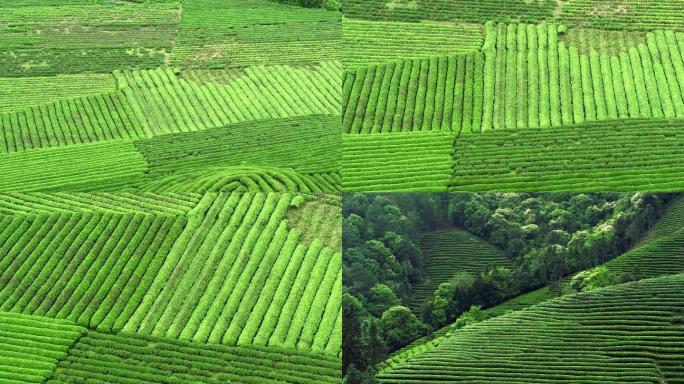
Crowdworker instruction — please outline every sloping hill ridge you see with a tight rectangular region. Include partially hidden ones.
[379,273,684,384]
[409,230,510,311]
[604,196,684,278]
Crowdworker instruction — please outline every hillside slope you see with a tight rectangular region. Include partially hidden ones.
[0,0,341,193]
[340,16,684,192]
[379,273,684,383]
[382,196,684,373]
[409,230,510,311]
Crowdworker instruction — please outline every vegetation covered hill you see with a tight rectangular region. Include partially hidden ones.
[378,272,684,383]
[0,0,342,382]
[375,195,684,378]
[0,310,340,384]
[342,193,673,381]
[602,197,684,277]
[409,230,510,311]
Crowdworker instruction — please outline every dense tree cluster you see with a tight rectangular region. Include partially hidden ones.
[270,0,341,10]
[342,192,672,383]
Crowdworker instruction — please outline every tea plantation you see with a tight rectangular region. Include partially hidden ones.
[341,1,684,191]
[408,230,510,312]
[0,0,341,192]
[378,272,684,383]
[0,0,342,381]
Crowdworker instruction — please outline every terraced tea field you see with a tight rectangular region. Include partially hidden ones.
[408,230,510,312]
[0,192,342,382]
[341,1,684,191]
[0,0,342,381]
[379,272,684,383]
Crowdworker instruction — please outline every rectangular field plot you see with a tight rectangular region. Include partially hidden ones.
[342,19,483,68]
[451,119,684,191]
[343,132,455,192]
[0,2,180,76]
[48,330,341,384]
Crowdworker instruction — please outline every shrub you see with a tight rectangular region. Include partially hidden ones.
[323,0,341,10]
[454,305,484,329]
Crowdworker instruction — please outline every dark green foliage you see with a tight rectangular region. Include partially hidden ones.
[380,306,428,351]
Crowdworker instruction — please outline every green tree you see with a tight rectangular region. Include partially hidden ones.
[430,282,453,326]
[571,266,617,292]
[448,193,472,227]
[381,231,423,283]
[364,318,386,365]
[360,240,404,288]
[463,199,491,235]
[450,271,476,313]
[367,284,399,317]
[526,245,568,284]
[343,294,368,374]
[380,306,427,351]
[323,0,341,10]
[344,364,363,384]
[343,193,369,217]
[343,215,365,249]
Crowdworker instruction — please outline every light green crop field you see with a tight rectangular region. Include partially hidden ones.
[0,192,342,382]
[0,0,341,381]
[341,1,684,191]
[0,0,341,193]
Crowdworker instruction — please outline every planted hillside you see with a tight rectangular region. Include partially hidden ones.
[343,193,675,382]
[378,195,684,374]
[342,0,556,23]
[0,312,85,383]
[135,115,339,191]
[172,0,340,69]
[343,24,684,134]
[378,273,684,383]
[0,65,341,153]
[47,330,341,384]
[0,1,180,77]
[0,115,341,193]
[599,197,684,278]
[450,119,684,191]
[0,0,342,382]
[342,132,454,192]
[342,20,483,68]
[409,230,510,311]
[0,192,342,382]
